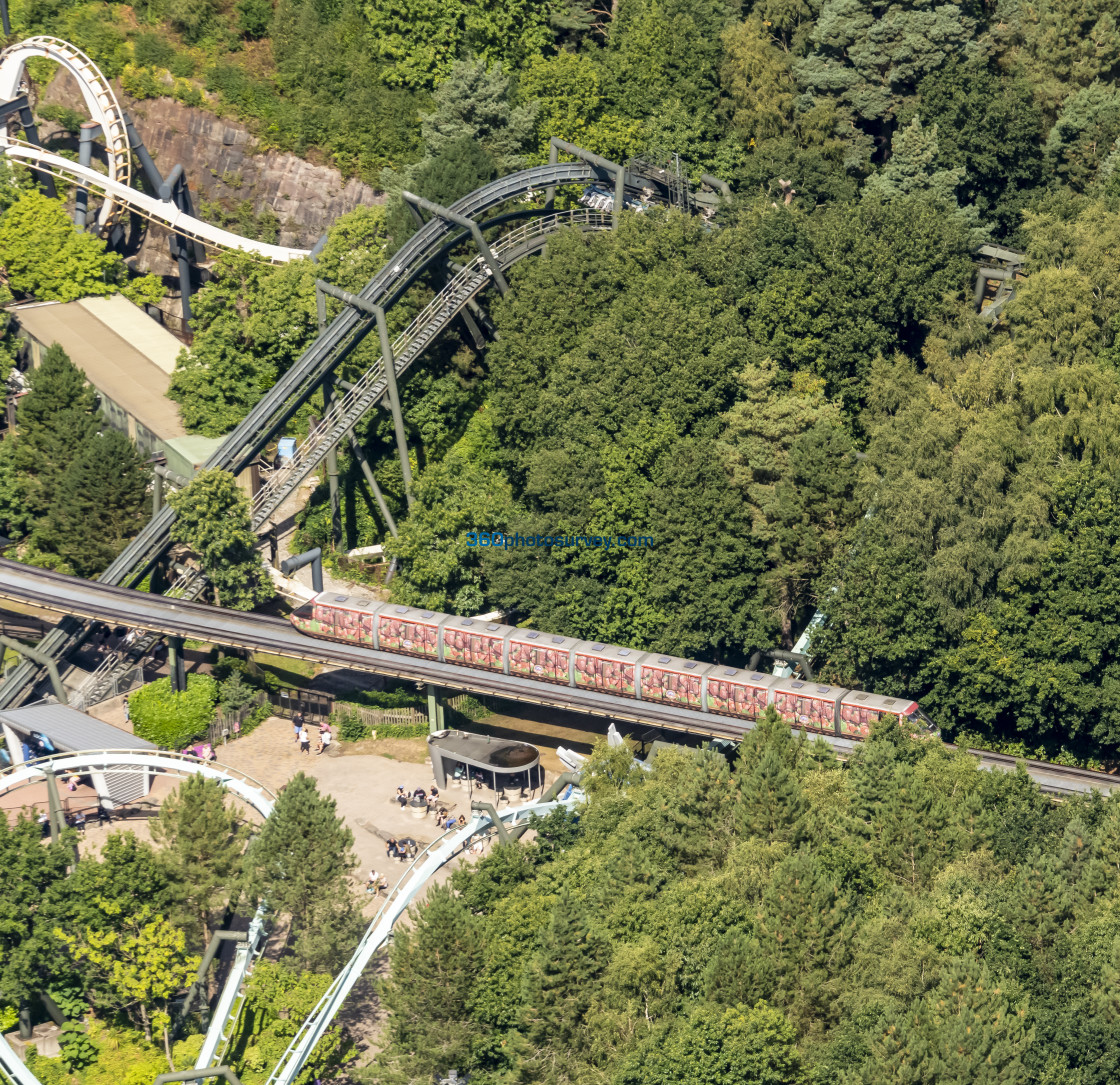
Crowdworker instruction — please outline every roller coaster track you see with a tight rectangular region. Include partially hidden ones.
[0,155,666,709]
[0,750,276,1085]
[0,37,308,260]
[0,747,578,1085]
[250,209,610,528]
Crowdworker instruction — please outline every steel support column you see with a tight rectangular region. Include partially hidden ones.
[323,377,342,549]
[373,304,414,508]
[346,429,398,537]
[0,634,67,702]
[168,635,186,692]
[547,137,628,227]
[316,279,414,509]
[401,191,509,295]
[75,121,102,229]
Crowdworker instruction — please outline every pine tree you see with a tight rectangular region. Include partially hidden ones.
[376,885,482,1084]
[244,773,356,947]
[150,776,249,950]
[863,117,978,235]
[167,467,273,610]
[14,344,99,516]
[865,960,1031,1084]
[35,429,150,576]
[736,745,807,844]
[522,890,609,1064]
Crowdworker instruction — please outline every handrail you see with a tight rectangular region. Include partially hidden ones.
[0,749,279,808]
[249,209,609,526]
[263,796,580,1085]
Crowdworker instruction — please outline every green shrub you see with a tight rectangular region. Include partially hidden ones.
[332,708,369,743]
[59,1022,97,1071]
[236,702,272,739]
[130,675,217,749]
[373,721,429,739]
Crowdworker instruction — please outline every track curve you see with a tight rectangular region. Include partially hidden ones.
[0,36,130,232]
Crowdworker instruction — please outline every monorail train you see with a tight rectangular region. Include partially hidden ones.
[291,594,935,740]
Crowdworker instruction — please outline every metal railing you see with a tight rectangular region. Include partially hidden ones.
[249,210,611,529]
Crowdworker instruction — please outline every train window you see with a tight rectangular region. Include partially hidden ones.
[657,655,671,664]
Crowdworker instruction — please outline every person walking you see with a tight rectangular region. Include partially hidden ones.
[292,711,303,745]
[123,696,130,724]
[299,724,310,755]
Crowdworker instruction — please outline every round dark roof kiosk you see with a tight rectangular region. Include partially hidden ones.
[428,730,542,794]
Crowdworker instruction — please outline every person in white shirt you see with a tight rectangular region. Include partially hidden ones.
[299,726,310,754]
[317,726,332,755]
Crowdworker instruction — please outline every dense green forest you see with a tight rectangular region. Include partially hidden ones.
[0,773,361,1085]
[376,721,1120,1085]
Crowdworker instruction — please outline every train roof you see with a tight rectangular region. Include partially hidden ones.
[377,603,448,623]
[313,592,385,613]
[772,676,852,700]
[442,614,518,638]
[840,689,919,713]
[572,640,649,663]
[509,628,579,648]
[640,652,717,676]
[708,668,781,687]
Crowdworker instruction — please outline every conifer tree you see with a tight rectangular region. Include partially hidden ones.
[866,960,1031,1084]
[244,773,357,950]
[377,885,482,1084]
[35,429,150,576]
[522,889,608,1061]
[14,344,99,515]
[736,744,808,844]
[150,776,250,950]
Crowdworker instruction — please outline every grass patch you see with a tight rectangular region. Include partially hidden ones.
[249,652,320,685]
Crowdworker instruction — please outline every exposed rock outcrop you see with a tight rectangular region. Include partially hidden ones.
[41,68,384,276]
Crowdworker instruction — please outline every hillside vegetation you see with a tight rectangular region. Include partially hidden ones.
[374,721,1120,1085]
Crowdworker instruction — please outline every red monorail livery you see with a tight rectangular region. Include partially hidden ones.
[291,594,933,739]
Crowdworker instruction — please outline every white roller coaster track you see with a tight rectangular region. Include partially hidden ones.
[0,749,581,1085]
[0,36,310,262]
[0,750,277,1085]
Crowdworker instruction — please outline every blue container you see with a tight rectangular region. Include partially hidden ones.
[277,437,297,464]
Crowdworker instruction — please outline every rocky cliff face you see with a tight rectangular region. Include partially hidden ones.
[42,69,384,277]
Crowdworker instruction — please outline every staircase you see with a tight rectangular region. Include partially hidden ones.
[68,567,207,709]
[250,211,609,530]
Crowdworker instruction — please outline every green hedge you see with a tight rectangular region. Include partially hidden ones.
[130,675,217,749]
[330,705,429,742]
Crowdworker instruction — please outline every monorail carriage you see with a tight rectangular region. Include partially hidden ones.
[290,593,932,739]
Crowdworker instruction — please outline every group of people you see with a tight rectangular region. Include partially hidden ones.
[292,712,332,755]
[395,784,440,812]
